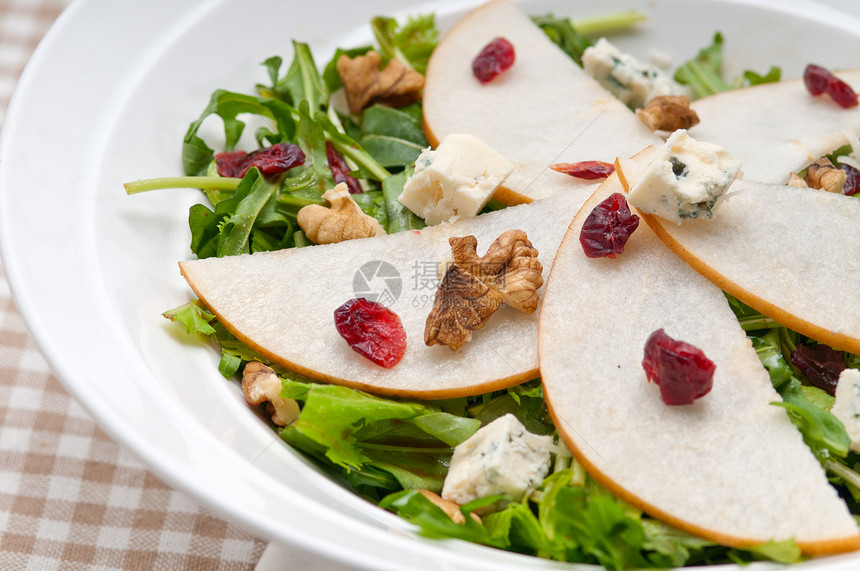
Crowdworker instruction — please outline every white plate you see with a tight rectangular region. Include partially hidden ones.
[3,0,860,569]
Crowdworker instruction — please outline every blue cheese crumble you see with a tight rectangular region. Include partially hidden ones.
[582,38,688,109]
[831,369,860,452]
[441,413,555,505]
[627,129,742,224]
[398,134,513,225]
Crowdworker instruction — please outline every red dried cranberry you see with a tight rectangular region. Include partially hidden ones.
[334,298,406,369]
[579,193,640,258]
[325,142,362,194]
[840,163,860,196]
[472,37,515,84]
[550,161,615,180]
[804,64,859,108]
[215,143,305,178]
[790,344,845,396]
[642,329,715,406]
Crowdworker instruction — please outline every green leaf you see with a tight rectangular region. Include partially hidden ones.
[162,300,216,336]
[275,41,330,114]
[406,413,480,447]
[773,378,850,458]
[674,33,732,98]
[351,190,389,230]
[182,89,296,176]
[381,171,426,233]
[751,331,793,389]
[359,104,428,167]
[216,169,282,257]
[279,380,455,471]
[379,490,495,544]
[744,538,802,564]
[370,14,438,75]
[744,65,781,86]
[532,14,593,66]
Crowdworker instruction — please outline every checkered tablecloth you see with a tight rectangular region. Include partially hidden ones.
[0,1,269,568]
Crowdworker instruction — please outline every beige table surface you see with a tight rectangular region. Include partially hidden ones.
[0,0,269,569]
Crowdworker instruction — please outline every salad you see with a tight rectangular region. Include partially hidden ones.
[125,2,860,569]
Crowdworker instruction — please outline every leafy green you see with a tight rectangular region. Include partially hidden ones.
[381,171,426,233]
[162,300,216,336]
[532,11,646,67]
[370,14,438,74]
[279,378,478,470]
[182,90,295,176]
[359,104,428,168]
[772,378,850,460]
[674,33,781,98]
[532,14,593,66]
[751,331,793,389]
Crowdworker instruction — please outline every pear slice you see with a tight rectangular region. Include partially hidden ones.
[616,149,860,354]
[422,0,659,205]
[689,70,860,183]
[539,171,860,553]
[179,192,582,399]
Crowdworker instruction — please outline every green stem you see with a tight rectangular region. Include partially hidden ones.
[571,10,647,36]
[124,176,241,195]
[737,315,782,331]
[824,459,860,489]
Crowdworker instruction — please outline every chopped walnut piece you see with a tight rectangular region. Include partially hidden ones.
[241,362,300,427]
[806,158,847,193]
[787,172,809,188]
[418,490,481,525]
[337,51,424,114]
[425,230,543,351]
[635,95,700,131]
[297,183,387,244]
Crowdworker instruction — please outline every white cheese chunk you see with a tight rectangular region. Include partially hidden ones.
[831,368,860,452]
[398,134,513,225]
[582,38,688,109]
[627,129,742,224]
[441,413,553,505]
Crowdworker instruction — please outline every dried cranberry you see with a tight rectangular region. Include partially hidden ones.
[804,64,859,108]
[840,163,860,196]
[579,193,640,258]
[326,142,362,194]
[334,298,406,369]
[472,37,515,84]
[215,143,305,178]
[551,161,615,180]
[790,344,845,396]
[642,329,715,406]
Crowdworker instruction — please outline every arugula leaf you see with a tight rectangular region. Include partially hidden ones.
[772,378,850,459]
[270,41,330,114]
[370,14,438,74]
[674,33,782,98]
[359,104,428,168]
[162,300,216,336]
[182,90,296,176]
[751,331,793,389]
[674,33,732,98]
[532,14,593,66]
[381,171,426,233]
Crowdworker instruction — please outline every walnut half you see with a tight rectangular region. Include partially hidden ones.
[337,51,424,115]
[424,230,543,351]
[242,362,300,427]
[297,183,387,244]
[635,95,700,132]
[805,158,846,193]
